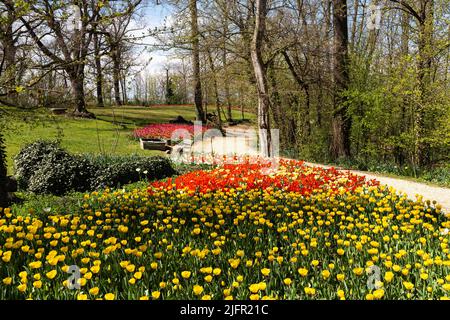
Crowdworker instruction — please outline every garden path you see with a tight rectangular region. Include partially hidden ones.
[303,161,450,215]
[189,125,450,214]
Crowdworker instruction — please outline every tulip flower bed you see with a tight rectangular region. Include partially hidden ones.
[1,159,449,300]
[133,123,210,140]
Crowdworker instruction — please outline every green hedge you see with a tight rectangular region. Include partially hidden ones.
[14,140,176,195]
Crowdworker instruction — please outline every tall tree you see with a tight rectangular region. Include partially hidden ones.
[165,67,175,104]
[189,0,206,123]
[100,0,143,106]
[330,0,351,159]
[219,0,233,122]
[251,0,272,156]
[15,0,100,117]
[0,0,17,105]
[389,0,436,166]
[206,47,222,127]
[93,31,105,107]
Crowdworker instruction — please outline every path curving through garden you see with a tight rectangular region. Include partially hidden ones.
[189,124,450,214]
[303,161,450,215]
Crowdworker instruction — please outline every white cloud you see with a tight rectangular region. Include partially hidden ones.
[128,5,179,76]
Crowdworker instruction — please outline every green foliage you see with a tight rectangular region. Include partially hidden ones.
[88,154,176,189]
[165,77,176,105]
[27,148,83,195]
[11,192,84,218]
[172,161,215,175]
[14,139,63,190]
[421,164,450,187]
[297,129,330,163]
[343,53,450,172]
[332,156,450,188]
[10,161,214,218]
[3,106,256,174]
[14,141,176,195]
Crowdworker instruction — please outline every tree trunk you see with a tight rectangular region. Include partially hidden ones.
[1,9,17,104]
[121,75,127,105]
[204,83,209,115]
[111,44,122,106]
[68,69,93,117]
[416,0,434,166]
[222,0,233,122]
[268,66,282,130]
[251,0,272,157]
[206,49,222,127]
[396,10,410,165]
[238,87,245,120]
[350,0,359,48]
[93,32,104,107]
[165,68,170,104]
[400,10,410,56]
[189,0,206,123]
[331,0,351,160]
[283,51,311,138]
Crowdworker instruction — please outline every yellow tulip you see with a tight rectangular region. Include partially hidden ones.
[17,284,27,292]
[298,268,308,277]
[151,291,161,299]
[384,272,394,283]
[89,287,100,295]
[261,268,270,276]
[46,270,57,280]
[193,285,204,296]
[403,282,414,291]
[336,274,345,281]
[104,293,115,300]
[33,280,42,289]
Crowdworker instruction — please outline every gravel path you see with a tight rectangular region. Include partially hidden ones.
[189,124,450,214]
[303,162,450,215]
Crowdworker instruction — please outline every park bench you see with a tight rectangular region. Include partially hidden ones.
[49,108,68,115]
[140,138,172,152]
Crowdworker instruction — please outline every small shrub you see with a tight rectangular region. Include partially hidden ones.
[14,140,63,190]
[421,164,450,187]
[91,155,176,189]
[27,151,80,195]
[14,141,176,195]
[172,162,215,175]
[72,155,101,191]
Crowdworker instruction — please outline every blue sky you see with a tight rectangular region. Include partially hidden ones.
[143,3,173,28]
[136,3,175,74]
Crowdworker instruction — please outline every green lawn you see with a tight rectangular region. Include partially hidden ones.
[93,105,252,126]
[3,105,255,174]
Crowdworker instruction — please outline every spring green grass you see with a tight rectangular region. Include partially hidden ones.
[3,105,255,174]
[92,105,252,126]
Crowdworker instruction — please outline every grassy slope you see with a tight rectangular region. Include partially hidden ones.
[4,105,255,174]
